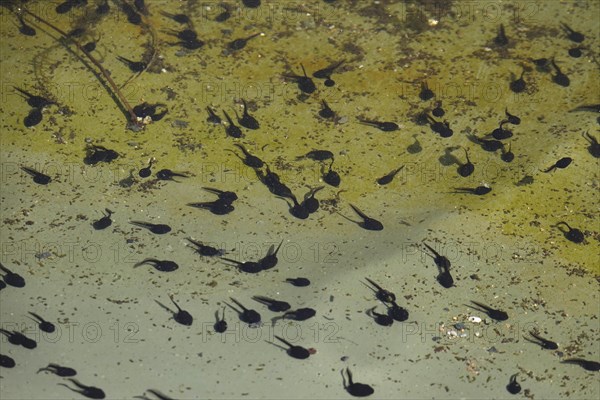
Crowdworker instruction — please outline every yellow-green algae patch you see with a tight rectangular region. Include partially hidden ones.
[1,0,598,277]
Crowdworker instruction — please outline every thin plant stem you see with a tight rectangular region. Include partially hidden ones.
[20,7,144,131]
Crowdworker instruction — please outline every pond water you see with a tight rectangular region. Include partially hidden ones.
[0,1,598,399]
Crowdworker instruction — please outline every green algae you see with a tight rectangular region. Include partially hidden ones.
[0,1,598,399]
[1,1,598,275]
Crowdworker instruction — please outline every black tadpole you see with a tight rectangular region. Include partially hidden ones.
[0,263,25,288]
[506,373,521,394]
[286,277,310,287]
[186,238,224,257]
[222,110,243,138]
[273,335,310,359]
[377,165,404,186]
[340,204,384,231]
[129,221,172,234]
[215,4,231,22]
[203,187,238,203]
[243,0,261,8]
[568,47,582,58]
[297,149,334,161]
[505,108,521,125]
[419,81,434,100]
[221,257,262,274]
[341,368,374,397]
[227,298,261,325]
[121,2,142,24]
[237,99,260,129]
[169,295,193,326]
[456,148,474,177]
[138,158,154,178]
[206,106,222,124]
[21,166,51,185]
[561,358,600,371]
[14,87,55,109]
[494,24,508,46]
[0,329,37,349]
[92,209,113,230]
[386,301,409,321]
[28,312,55,333]
[468,301,508,321]
[172,37,205,50]
[560,23,584,43]
[83,37,99,53]
[38,363,77,377]
[452,186,492,196]
[23,108,43,127]
[187,199,234,215]
[154,296,192,326]
[432,101,445,117]
[542,157,572,173]
[228,33,261,50]
[525,331,558,350]
[531,57,550,71]
[0,354,16,368]
[252,296,291,312]
[283,307,316,321]
[116,55,146,72]
[58,378,105,399]
[550,59,570,87]
[133,102,167,121]
[364,277,396,303]
[357,118,399,132]
[501,143,514,163]
[491,120,513,140]
[301,186,325,213]
[214,308,227,333]
[582,132,600,158]
[283,64,316,94]
[228,143,264,168]
[159,11,191,24]
[278,195,309,220]
[134,258,179,272]
[407,135,422,154]
[84,145,119,165]
[426,115,453,137]
[156,169,188,181]
[257,240,284,270]
[469,133,503,152]
[422,242,450,270]
[422,242,454,288]
[322,159,341,187]
[319,100,336,119]
[17,15,36,36]
[510,70,526,93]
[96,1,110,15]
[313,60,344,79]
[367,307,393,326]
[554,221,584,244]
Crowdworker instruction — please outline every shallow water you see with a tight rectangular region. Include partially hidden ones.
[0,1,598,399]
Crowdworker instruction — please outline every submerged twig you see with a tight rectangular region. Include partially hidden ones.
[19,7,145,131]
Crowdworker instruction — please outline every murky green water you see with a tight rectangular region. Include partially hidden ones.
[1,1,598,399]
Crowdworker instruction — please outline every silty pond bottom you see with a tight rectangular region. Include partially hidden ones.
[0,0,598,399]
